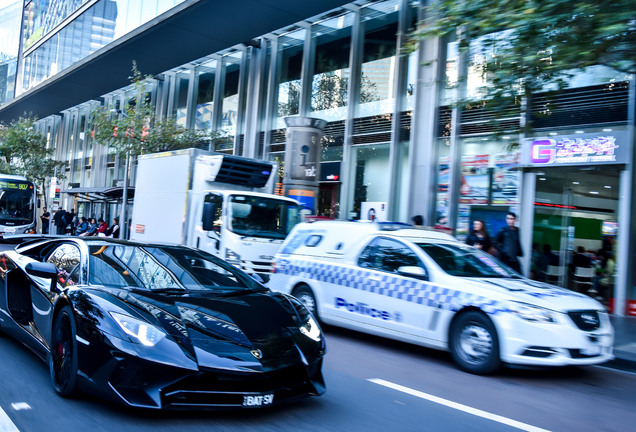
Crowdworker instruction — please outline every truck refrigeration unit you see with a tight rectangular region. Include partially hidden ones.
[130,148,301,277]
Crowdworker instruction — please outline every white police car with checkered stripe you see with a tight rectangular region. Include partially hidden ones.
[268,221,614,374]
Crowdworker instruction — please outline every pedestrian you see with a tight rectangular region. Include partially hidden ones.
[40,207,50,234]
[412,215,424,226]
[53,208,67,235]
[65,209,77,235]
[495,212,523,273]
[76,217,88,236]
[105,217,120,239]
[465,219,492,253]
[97,218,108,235]
[572,246,592,269]
[85,218,99,236]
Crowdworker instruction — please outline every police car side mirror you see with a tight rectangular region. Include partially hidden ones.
[398,266,428,280]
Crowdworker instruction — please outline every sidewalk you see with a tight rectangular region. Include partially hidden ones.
[608,315,636,372]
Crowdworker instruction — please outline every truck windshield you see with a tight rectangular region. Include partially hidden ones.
[228,195,300,239]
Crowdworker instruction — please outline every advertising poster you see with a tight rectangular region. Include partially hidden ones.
[492,152,520,205]
[459,154,490,205]
[456,205,471,239]
[436,157,450,227]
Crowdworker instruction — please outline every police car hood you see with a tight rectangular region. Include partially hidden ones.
[467,277,603,311]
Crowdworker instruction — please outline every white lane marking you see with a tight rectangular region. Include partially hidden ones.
[9,404,29,412]
[368,378,551,432]
[0,406,20,432]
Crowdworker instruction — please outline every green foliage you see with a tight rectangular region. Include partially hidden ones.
[0,115,65,203]
[91,61,216,158]
[409,0,635,132]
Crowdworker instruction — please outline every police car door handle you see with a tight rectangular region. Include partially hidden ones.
[367,276,381,282]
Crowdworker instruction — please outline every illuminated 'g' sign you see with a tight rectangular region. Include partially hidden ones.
[531,139,555,164]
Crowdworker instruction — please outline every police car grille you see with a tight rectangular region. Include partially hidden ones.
[567,310,601,331]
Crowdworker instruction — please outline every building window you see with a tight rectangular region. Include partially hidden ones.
[310,12,354,122]
[357,0,399,118]
[195,59,216,131]
[275,28,306,129]
[219,52,242,147]
[351,143,391,220]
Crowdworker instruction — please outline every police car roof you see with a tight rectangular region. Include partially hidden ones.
[299,220,454,236]
[283,220,457,257]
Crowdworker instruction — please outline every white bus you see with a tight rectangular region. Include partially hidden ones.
[0,175,37,236]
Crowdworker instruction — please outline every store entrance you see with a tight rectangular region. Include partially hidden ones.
[532,166,620,303]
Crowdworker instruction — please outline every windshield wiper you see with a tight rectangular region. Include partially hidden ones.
[150,287,188,294]
[214,286,269,297]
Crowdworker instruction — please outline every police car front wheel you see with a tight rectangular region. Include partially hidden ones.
[449,311,500,374]
[292,285,319,320]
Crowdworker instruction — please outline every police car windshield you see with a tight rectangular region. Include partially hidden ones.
[417,243,516,278]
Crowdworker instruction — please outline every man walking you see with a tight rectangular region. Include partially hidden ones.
[495,212,523,273]
[53,208,67,235]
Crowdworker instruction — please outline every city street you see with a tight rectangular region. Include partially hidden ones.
[1,324,634,432]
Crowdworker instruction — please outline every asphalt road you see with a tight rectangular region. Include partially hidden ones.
[0,324,635,432]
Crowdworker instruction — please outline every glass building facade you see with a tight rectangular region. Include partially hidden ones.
[0,0,634,316]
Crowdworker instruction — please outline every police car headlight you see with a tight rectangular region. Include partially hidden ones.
[300,315,322,342]
[509,302,556,323]
[225,249,241,264]
[111,312,167,346]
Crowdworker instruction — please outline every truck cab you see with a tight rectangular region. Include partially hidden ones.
[131,148,301,277]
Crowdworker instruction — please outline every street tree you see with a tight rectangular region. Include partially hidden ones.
[409,0,635,134]
[91,62,215,157]
[0,115,66,206]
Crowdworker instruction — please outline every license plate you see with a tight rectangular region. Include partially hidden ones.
[4,227,15,234]
[243,393,274,407]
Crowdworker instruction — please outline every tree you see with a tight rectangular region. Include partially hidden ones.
[90,62,215,157]
[409,0,635,133]
[0,115,66,206]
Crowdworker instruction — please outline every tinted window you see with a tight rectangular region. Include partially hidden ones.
[417,243,514,277]
[87,244,258,291]
[358,237,421,273]
[46,243,81,287]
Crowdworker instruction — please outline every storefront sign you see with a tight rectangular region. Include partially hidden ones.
[523,131,628,167]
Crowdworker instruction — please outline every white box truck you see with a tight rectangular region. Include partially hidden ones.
[130,148,301,276]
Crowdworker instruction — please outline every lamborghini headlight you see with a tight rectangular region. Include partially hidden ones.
[300,315,322,342]
[509,302,556,323]
[111,312,167,346]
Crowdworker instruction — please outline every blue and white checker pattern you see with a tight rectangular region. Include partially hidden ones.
[280,258,508,315]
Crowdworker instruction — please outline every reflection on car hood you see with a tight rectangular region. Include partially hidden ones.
[477,277,604,311]
[101,287,307,371]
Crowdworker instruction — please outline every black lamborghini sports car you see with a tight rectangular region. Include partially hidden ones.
[0,236,325,409]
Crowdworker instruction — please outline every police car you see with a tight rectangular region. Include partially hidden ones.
[268,221,614,374]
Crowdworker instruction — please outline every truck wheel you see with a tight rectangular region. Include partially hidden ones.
[449,311,500,374]
[292,285,319,321]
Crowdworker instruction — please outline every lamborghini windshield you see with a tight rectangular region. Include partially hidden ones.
[88,244,263,292]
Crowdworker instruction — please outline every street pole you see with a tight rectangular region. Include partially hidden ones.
[119,152,130,240]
